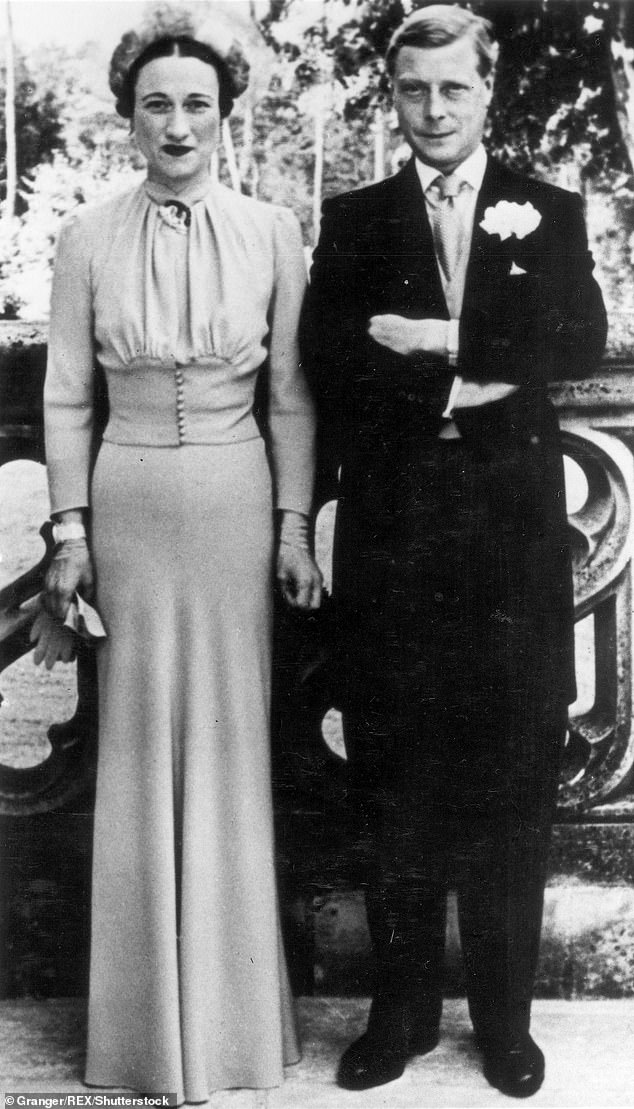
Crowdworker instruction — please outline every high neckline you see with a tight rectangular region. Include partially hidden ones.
[144,176,215,208]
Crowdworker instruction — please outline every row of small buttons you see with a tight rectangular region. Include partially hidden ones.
[175,367,185,444]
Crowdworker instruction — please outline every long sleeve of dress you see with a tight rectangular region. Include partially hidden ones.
[44,213,95,514]
[267,209,316,515]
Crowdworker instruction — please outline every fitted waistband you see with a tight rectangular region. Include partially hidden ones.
[102,359,262,447]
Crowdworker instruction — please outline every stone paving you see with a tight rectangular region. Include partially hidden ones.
[1,997,634,1109]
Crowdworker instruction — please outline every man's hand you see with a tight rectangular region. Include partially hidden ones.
[43,539,94,620]
[277,545,323,611]
[368,314,449,357]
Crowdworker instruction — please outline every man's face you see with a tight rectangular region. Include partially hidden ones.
[392,38,493,174]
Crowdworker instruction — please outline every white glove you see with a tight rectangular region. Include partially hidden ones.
[43,537,94,620]
[29,592,106,670]
[30,606,76,669]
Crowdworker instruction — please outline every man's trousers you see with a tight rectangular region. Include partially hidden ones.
[340,437,570,1045]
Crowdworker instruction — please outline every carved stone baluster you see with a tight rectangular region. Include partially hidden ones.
[557,417,634,812]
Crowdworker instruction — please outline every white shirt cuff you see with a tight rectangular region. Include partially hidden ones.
[446,318,460,367]
[442,374,463,419]
[441,320,462,418]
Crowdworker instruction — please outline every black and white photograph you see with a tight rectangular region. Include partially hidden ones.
[0,0,633,1105]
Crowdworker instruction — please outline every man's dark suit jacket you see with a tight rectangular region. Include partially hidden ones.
[303,155,608,709]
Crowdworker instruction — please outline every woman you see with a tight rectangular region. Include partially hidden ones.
[41,15,321,1101]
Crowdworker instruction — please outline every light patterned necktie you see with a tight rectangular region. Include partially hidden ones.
[428,173,465,281]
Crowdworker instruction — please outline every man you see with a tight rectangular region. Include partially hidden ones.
[303,5,607,1098]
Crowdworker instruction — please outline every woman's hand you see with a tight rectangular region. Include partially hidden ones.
[276,510,322,611]
[277,544,323,611]
[43,538,95,620]
[30,606,76,669]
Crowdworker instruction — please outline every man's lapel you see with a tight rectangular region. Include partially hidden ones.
[385,159,447,318]
[464,158,511,298]
[463,156,535,308]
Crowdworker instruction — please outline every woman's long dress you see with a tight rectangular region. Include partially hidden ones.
[44,179,314,1101]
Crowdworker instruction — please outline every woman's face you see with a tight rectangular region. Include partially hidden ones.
[133,54,221,190]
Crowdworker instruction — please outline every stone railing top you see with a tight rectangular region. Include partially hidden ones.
[0,320,48,346]
[550,366,634,412]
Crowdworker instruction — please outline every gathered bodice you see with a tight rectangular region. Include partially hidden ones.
[72,180,289,445]
[45,177,315,515]
[92,182,276,370]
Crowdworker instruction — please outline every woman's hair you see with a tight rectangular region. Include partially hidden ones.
[385,5,499,79]
[116,35,235,120]
[109,16,249,121]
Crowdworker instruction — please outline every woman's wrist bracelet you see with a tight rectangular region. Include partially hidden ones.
[52,521,87,544]
[278,511,311,552]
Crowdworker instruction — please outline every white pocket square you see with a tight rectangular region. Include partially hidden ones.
[509,262,527,276]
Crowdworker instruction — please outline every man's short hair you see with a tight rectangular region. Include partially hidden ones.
[385,4,499,79]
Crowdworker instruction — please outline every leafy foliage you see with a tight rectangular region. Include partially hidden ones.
[261,0,629,183]
[0,41,136,317]
[0,54,65,211]
[239,84,375,237]
[0,153,142,319]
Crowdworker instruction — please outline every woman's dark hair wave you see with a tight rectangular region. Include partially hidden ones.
[116,36,235,120]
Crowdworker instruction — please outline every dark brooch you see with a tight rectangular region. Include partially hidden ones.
[159,199,192,232]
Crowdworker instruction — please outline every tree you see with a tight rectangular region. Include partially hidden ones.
[0,48,64,211]
[260,0,627,186]
[3,0,16,218]
[259,0,390,223]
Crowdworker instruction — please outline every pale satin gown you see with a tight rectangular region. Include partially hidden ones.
[44,178,314,1100]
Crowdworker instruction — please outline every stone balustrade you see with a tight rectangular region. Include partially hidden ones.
[2,321,632,819]
[552,369,634,815]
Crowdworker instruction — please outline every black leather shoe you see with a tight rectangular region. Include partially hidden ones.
[337,1032,409,1091]
[337,1022,439,1090]
[481,1035,545,1098]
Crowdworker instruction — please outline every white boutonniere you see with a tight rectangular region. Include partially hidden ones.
[480,200,542,242]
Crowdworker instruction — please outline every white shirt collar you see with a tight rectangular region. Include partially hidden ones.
[415,144,488,195]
